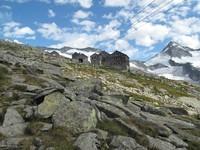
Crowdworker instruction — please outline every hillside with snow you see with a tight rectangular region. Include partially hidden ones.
[42,46,101,61]
[145,41,200,83]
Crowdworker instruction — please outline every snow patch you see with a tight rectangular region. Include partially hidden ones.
[158,73,187,80]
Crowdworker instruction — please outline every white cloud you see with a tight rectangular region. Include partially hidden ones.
[79,20,96,32]
[194,1,200,14]
[48,9,56,18]
[104,0,131,7]
[54,0,93,8]
[5,0,51,3]
[5,0,30,2]
[2,21,35,39]
[97,20,121,41]
[39,0,50,3]
[50,33,95,48]
[37,22,64,41]
[73,10,91,19]
[168,17,200,49]
[172,35,200,49]
[170,17,200,35]
[0,5,12,24]
[126,22,170,47]
[37,21,121,49]
[114,39,138,57]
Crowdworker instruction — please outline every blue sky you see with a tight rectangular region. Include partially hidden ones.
[0,0,200,60]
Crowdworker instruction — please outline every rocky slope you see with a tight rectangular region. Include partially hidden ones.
[145,42,200,84]
[0,40,200,150]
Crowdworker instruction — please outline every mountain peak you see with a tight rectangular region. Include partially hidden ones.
[162,41,192,58]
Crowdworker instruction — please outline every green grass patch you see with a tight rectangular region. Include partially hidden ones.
[22,127,75,150]
[128,92,162,106]
[97,119,129,136]
[0,65,10,91]
[124,117,161,138]
[187,140,200,150]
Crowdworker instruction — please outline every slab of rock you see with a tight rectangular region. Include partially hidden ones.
[141,104,167,116]
[74,133,99,150]
[69,79,102,97]
[0,137,27,149]
[2,108,24,126]
[33,88,64,104]
[0,123,27,137]
[0,108,27,137]
[110,136,147,150]
[168,134,188,148]
[140,112,195,129]
[52,101,97,134]
[92,129,108,140]
[147,135,176,150]
[37,92,70,118]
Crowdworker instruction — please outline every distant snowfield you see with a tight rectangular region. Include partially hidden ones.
[145,54,170,66]
[130,62,140,69]
[158,73,187,81]
[45,50,72,59]
[172,51,200,68]
[145,42,200,82]
[45,48,98,61]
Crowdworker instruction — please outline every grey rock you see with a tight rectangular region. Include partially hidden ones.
[92,100,127,118]
[0,123,27,137]
[53,101,97,134]
[24,105,35,119]
[0,137,26,149]
[33,88,64,105]
[37,92,70,118]
[33,137,43,147]
[69,79,102,97]
[11,98,27,105]
[168,134,188,148]
[147,135,176,150]
[2,108,24,127]
[92,129,108,140]
[140,112,195,129]
[141,104,167,116]
[167,107,188,115]
[74,133,100,150]
[0,108,27,137]
[39,122,52,131]
[110,136,147,150]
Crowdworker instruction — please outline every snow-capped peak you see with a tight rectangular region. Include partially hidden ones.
[145,41,200,84]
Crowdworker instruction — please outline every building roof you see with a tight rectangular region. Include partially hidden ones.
[72,52,88,59]
[111,51,129,58]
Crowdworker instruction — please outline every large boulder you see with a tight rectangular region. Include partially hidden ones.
[110,136,147,150]
[0,108,27,137]
[37,92,70,118]
[69,79,102,98]
[52,101,97,134]
[74,133,100,150]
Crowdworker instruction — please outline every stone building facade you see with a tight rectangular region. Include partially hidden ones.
[91,51,110,66]
[72,52,88,64]
[91,51,129,70]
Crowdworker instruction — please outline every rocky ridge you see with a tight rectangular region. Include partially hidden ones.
[0,40,200,150]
